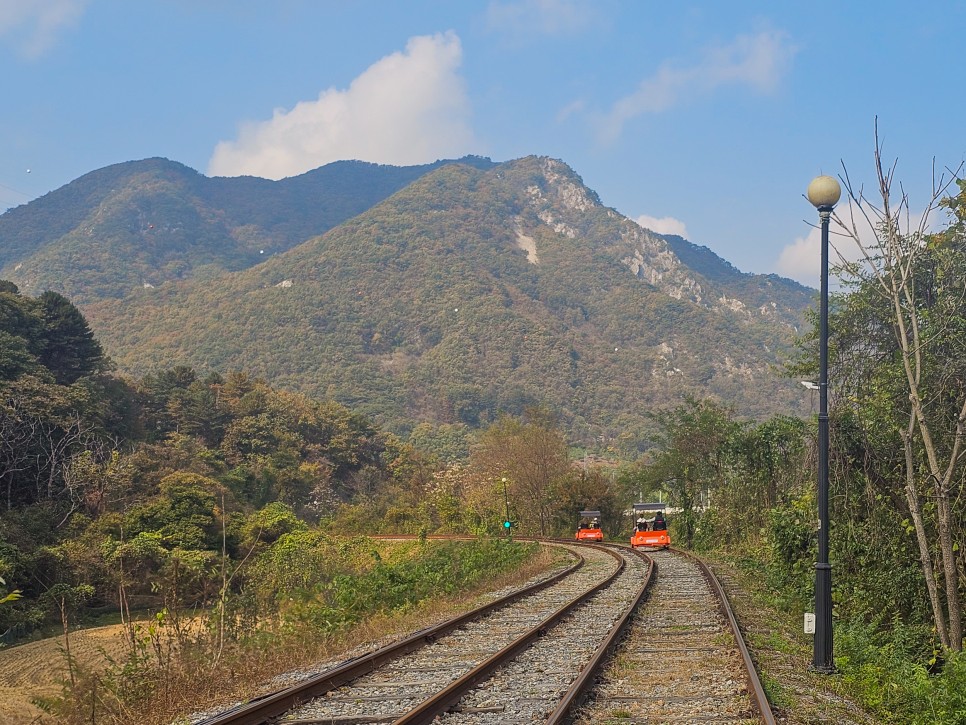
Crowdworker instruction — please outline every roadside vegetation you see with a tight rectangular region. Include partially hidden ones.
[41,536,545,724]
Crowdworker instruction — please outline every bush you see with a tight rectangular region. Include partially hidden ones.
[690,508,719,552]
[763,495,815,607]
[836,620,966,724]
[283,538,537,631]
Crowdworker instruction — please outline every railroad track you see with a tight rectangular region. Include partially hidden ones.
[196,542,774,725]
[574,547,774,724]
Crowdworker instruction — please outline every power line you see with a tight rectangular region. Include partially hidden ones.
[0,180,34,212]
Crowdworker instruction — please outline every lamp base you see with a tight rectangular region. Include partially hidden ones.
[808,663,838,675]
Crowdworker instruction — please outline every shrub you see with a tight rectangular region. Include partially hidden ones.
[835,620,966,724]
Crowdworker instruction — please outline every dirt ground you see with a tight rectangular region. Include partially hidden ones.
[0,624,133,725]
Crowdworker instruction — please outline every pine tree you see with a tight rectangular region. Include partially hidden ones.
[36,291,106,384]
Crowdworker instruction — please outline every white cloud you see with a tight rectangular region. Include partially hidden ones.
[208,32,477,179]
[635,214,688,238]
[775,211,872,288]
[777,189,951,287]
[555,98,586,124]
[775,226,822,287]
[598,29,796,143]
[486,0,596,36]
[0,0,86,58]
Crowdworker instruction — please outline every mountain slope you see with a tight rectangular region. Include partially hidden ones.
[0,155,495,303]
[660,234,813,328]
[79,156,812,446]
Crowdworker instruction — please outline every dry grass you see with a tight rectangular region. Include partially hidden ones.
[15,543,565,725]
[0,624,138,725]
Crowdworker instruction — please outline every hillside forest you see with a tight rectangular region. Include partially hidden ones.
[1,159,966,723]
[1,155,815,448]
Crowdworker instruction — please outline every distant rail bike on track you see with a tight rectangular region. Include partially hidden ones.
[575,509,604,542]
[630,501,670,549]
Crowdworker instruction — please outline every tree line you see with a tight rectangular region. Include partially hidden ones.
[0,280,632,637]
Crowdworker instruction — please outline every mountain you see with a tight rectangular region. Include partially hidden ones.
[13,154,814,448]
[0,155,495,304]
[661,234,813,323]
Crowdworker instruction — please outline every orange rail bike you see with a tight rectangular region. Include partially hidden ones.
[630,502,670,549]
[575,509,604,542]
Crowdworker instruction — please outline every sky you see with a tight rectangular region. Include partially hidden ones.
[2,0,965,288]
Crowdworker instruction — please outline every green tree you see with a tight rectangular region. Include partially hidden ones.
[36,291,106,384]
[550,468,622,538]
[829,138,966,651]
[126,472,223,551]
[408,422,473,463]
[0,330,40,380]
[647,398,739,547]
[722,415,808,538]
[470,410,571,536]
[137,365,199,438]
[0,284,46,382]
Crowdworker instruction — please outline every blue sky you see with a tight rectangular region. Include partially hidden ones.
[2,0,964,287]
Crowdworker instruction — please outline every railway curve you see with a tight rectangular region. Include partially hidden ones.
[194,541,774,725]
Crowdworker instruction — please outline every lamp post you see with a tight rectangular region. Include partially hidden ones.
[807,174,841,673]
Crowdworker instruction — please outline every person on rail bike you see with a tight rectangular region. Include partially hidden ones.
[653,511,666,531]
[636,515,648,532]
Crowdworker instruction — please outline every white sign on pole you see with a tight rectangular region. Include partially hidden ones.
[804,612,816,634]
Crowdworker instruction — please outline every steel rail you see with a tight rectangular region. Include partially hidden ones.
[392,543,627,725]
[197,544,584,725]
[675,547,778,725]
[543,543,654,724]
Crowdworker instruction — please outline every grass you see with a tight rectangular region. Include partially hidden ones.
[43,537,560,725]
[603,710,632,720]
[747,628,800,655]
[699,550,880,725]
[707,549,966,724]
[758,670,795,710]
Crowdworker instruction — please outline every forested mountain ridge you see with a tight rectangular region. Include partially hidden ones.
[0,155,495,304]
[58,155,815,446]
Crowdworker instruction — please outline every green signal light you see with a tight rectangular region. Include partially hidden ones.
[503,520,512,529]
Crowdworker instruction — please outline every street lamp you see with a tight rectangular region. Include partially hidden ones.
[807,174,841,673]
